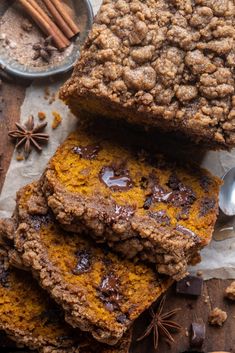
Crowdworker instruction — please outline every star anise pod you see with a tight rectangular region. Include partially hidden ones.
[137,296,182,350]
[8,115,49,159]
[32,36,57,62]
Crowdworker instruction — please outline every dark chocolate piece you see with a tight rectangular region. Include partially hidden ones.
[143,195,153,210]
[191,320,206,348]
[145,174,172,206]
[167,174,196,208]
[176,275,203,297]
[152,184,172,202]
[113,204,135,221]
[149,210,171,225]
[200,197,216,217]
[99,166,133,191]
[73,250,91,275]
[145,173,196,210]
[200,175,212,192]
[98,273,121,312]
[30,213,52,231]
[167,174,181,190]
[116,314,128,324]
[73,144,100,160]
[100,273,119,296]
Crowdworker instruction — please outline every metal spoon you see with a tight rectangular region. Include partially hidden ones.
[213,167,235,241]
[219,167,235,216]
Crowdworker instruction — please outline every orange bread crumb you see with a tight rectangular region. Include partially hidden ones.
[52,112,62,129]
[38,112,46,121]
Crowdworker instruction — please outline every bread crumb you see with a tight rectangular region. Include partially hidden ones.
[16,154,24,161]
[49,93,56,104]
[38,112,46,121]
[44,87,50,100]
[52,112,62,129]
[208,308,227,327]
[225,281,235,300]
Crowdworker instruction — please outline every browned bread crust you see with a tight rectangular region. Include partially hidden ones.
[60,0,235,150]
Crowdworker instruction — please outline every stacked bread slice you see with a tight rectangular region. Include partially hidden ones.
[0,119,221,352]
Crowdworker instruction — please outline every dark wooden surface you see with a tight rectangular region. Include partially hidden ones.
[0,1,235,353]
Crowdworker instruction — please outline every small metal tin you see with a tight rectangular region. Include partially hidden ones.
[0,0,93,79]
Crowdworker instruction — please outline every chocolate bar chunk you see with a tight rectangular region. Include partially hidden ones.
[176,275,203,297]
[191,320,206,348]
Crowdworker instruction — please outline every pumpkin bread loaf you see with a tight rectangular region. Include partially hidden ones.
[42,125,221,280]
[6,182,170,346]
[60,0,235,149]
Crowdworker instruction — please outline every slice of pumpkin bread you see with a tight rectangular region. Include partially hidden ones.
[8,182,170,346]
[0,242,81,352]
[0,223,132,353]
[42,125,221,280]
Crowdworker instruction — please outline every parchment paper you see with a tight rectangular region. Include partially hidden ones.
[1,0,235,280]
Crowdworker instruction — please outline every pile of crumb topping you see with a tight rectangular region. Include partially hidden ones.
[70,0,235,146]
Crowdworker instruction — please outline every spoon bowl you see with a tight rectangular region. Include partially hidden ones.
[219,167,235,216]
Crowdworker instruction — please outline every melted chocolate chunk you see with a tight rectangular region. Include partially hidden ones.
[73,144,100,160]
[143,195,153,210]
[114,204,135,221]
[116,313,128,324]
[149,210,171,225]
[167,174,196,208]
[167,190,194,207]
[73,250,91,275]
[153,184,172,202]
[99,166,133,191]
[191,321,206,348]
[143,173,196,210]
[143,174,171,209]
[30,213,52,231]
[167,174,180,190]
[200,197,216,217]
[98,273,121,312]
[176,275,203,297]
[100,273,119,294]
[176,225,200,243]
[200,175,212,192]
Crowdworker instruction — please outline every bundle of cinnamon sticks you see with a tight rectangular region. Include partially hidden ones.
[18,0,80,50]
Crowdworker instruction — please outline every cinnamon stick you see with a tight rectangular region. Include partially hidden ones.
[18,0,70,49]
[42,0,74,39]
[50,0,80,36]
[27,0,70,47]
